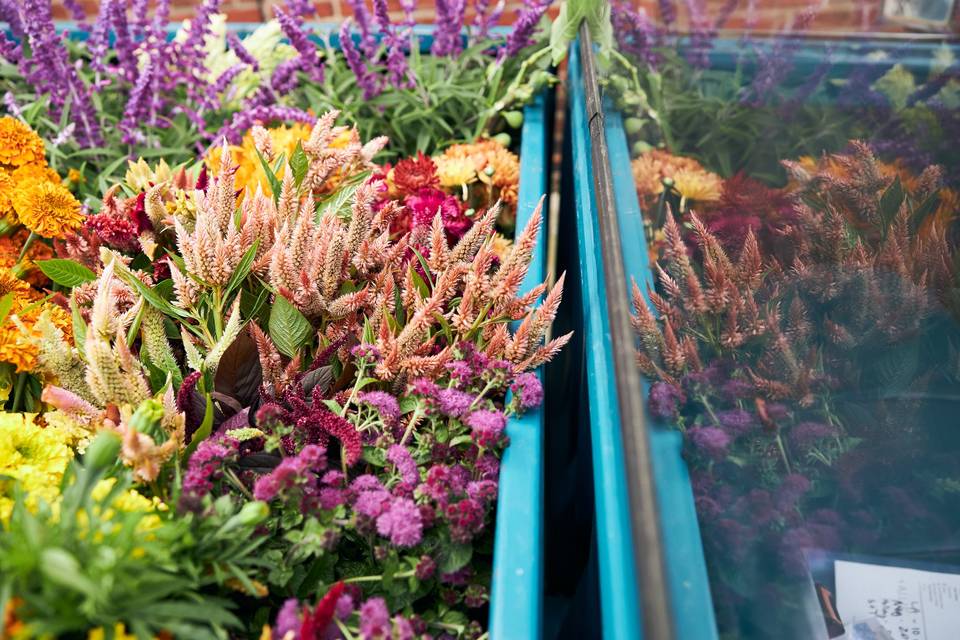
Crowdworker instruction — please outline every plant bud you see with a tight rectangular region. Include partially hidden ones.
[492,133,511,148]
[502,110,523,128]
[624,117,646,136]
[83,432,121,470]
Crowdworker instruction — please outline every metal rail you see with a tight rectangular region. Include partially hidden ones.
[578,23,676,640]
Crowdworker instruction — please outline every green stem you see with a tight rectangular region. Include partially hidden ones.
[212,287,224,340]
[16,232,39,264]
[468,379,497,411]
[775,432,793,475]
[400,405,424,446]
[334,618,356,640]
[344,569,415,584]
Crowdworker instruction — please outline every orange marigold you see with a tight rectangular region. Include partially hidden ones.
[0,169,13,221]
[0,323,39,372]
[631,149,707,199]
[11,162,62,188]
[206,122,313,194]
[0,116,45,168]
[13,181,84,239]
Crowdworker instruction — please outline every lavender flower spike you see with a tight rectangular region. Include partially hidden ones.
[340,19,382,100]
[497,0,550,62]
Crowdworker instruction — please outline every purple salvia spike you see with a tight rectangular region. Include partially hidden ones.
[86,0,113,74]
[131,0,150,40]
[227,32,259,70]
[215,104,314,145]
[62,0,87,24]
[497,0,549,63]
[345,0,378,58]
[682,0,713,69]
[399,0,415,28]
[107,0,139,83]
[611,0,662,68]
[211,62,247,98]
[286,0,316,18]
[275,6,324,83]
[474,0,504,42]
[340,19,381,99]
[0,0,24,37]
[270,57,305,94]
[658,0,677,28]
[0,31,21,65]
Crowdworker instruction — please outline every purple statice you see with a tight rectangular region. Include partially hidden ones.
[275,6,324,84]
[359,598,391,640]
[274,598,302,639]
[511,372,544,410]
[497,0,550,63]
[466,410,507,448]
[180,436,240,510]
[473,0,505,41]
[376,496,424,547]
[612,0,662,68]
[436,388,475,418]
[648,381,685,420]
[215,104,314,144]
[17,0,101,146]
[252,444,328,502]
[788,421,836,452]
[432,0,467,57]
[340,19,382,100]
[716,408,756,436]
[387,444,420,487]
[359,391,401,425]
[687,426,731,460]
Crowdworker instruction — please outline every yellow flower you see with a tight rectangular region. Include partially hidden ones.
[631,149,707,200]
[126,158,173,192]
[490,232,513,263]
[11,162,62,188]
[0,117,45,169]
[87,623,138,640]
[434,156,478,188]
[672,168,724,203]
[0,169,14,221]
[66,168,84,185]
[207,123,313,194]
[43,410,95,450]
[0,413,72,521]
[12,181,84,239]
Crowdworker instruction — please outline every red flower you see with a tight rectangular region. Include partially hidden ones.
[392,152,439,196]
[300,581,345,640]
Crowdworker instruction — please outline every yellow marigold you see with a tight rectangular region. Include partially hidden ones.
[0,266,30,299]
[12,181,84,239]
[0,322,40,372]
[672,168,724,203]
[0,169,14,220]
[87,624,139,640]
[631,149,706,199]
[0,413,72,520]
[0,229,53,287]
[434,156,478,188]
[41,410,94,451]
[0,116,45,169]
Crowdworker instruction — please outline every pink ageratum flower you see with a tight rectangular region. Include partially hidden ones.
[376,496,423,547]
[511,372,544,410]
[387,444,419,487]
[359,391,401,425]
[466,409,507,448]
[252,444,328,502]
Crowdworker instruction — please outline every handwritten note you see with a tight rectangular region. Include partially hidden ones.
[835,559,960,640]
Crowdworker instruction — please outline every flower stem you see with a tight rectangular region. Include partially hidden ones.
[10,372,27,412]
[16,232,39,264]
[344,569,415,584]
[400,404,424,446]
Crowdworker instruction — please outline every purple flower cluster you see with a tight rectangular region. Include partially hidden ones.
[511,372,544,410]
[497,0,551,63]
[180,436,240,510]
[432,0,467,57]
[253,444,328,504]
[611,0,664,68]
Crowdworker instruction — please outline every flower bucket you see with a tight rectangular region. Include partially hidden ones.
[568,30,960,640]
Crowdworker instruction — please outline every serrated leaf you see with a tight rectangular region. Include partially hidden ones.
[35,259,96,287]
[268,295,312,358]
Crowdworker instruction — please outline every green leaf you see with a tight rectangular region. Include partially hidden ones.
[70,297,86,359]
[290,141,309,188]
[118,268,191,319]
[225,240,259,297]
[439,541,473,574]
[35,259,96,288]
[268,296,313,358]
[879,175,904,232]
[0,293,14,325]
[255,149,282,201]
[185,393,215,460]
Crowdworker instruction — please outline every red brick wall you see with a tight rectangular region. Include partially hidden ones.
[49,0,949,32]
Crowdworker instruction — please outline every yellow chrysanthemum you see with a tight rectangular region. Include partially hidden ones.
[0,117,45,169]
[434,156,478,188]
[0,413,72,521]
[42,410,95,451]
[631,149,707,199]
[12,181,84,239]
[672,168,724,203]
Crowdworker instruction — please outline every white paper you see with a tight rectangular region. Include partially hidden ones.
[835,559,960,640]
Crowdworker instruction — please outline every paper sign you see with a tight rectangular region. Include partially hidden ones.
[835,559,960,640]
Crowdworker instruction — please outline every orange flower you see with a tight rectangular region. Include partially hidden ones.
[0,169,14,221]
[12,181,84,239]
[0,116,45,168]
[631,149,708,200]
[206,122,313,194]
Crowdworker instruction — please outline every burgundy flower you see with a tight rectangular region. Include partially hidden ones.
[392,152,439,196]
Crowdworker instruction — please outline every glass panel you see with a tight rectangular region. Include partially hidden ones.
[605,2,960,638]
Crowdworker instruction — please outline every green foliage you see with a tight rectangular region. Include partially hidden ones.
[0,433,271,638]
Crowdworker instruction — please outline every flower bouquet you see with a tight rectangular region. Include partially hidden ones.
[606,2,960,637]
[0,102,568,637]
